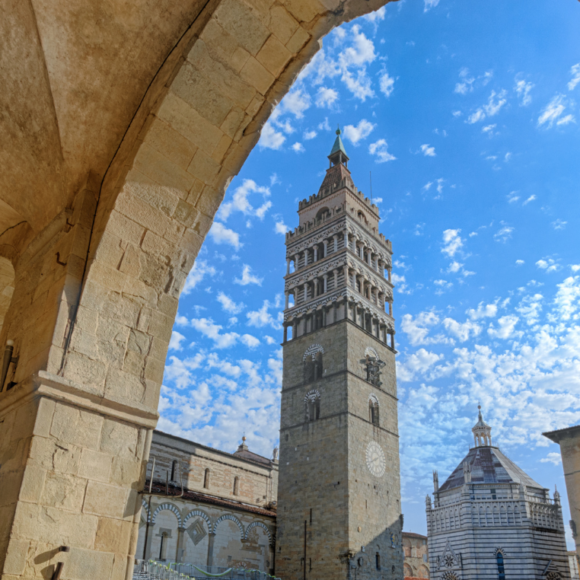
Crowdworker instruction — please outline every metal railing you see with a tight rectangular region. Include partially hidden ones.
[133,560,280,580]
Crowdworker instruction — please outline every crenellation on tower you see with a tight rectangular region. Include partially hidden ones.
[276,129,403,580]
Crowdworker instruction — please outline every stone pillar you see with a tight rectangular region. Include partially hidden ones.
[304,284,308,303]
[303,250,308,267]
[323,274,328,294]
[333,269,338,290]
[389,301,393,317]
[313,246,318,262]
[333,235,338,253]
[176,526,185,562]
[295,254,300,271]
[285,291,289,309]
[344,266,350,287]
[388,267,392,282]
[206,532,216,568]
[286,258,290,275]
[292,319,297,340]
[323,240,328,258]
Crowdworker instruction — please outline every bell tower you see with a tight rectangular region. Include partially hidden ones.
[275,130,403,580]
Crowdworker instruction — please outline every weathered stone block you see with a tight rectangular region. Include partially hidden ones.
[2,538,29,575]
[187,150,221,186]
[41,472,87,512]
[269,5,299,44]
[50,404,104,451]
[257,35,292,76]
[66,546,115,580]
[144,118,198,171]
[79,449,113,483]
[286,26,310,54]
[19,465,46,503]
[239,57,275,95]
[62,351,107,395]
[100,419,139,460]
[106,210,146,247]
[95,517,133,554]
[84,481,129,519]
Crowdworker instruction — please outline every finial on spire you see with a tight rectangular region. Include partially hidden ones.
[336,125,341,135]
[328,126,349,167]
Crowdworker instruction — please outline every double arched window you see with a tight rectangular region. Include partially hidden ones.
[369,396,380,426]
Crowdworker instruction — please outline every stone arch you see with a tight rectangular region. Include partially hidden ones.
[365,346,379,359]
[183,509,212,531]
[304,389,321,421]
[214,513,244,537]
[153,503,182,527]
[244,521,273,544]
[303,344,324,361]
[494,547,506,557]
[141,499,152,523]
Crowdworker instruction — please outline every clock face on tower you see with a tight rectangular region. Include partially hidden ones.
[366,441,386,477]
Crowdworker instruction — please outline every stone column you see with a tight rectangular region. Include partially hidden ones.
[389,301,393,317]
[285,291,289,309]
[323,240,328,258]
[313,246,318,262]
[292,319,297,340]
[303,249,308,267]
[207,532,216,568]
[304,284,308,303]
[283,324,288,342]
[176,526,185,562]
[388,267,392,282]
[333,235,338,253]
[323,274,328,294]
[344,265,350,287]
[333,269,338,290]
[295,254,300,270]
[286,258,290,275]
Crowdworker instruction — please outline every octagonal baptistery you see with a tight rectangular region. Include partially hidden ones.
[426,408,570,580]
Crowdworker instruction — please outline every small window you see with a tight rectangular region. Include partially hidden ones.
[375,553,381,570]
[369,399,380,426]
[304,391,321,422]
[233,476,239,496]
[496,552,505,580]
[170,460,178,481]
[203,468,210,489]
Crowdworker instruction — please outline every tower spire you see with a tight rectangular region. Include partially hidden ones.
[328,126,349,167]
[472,405,492,447]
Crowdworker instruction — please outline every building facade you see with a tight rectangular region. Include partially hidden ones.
[427,409,570,580]
[402,532,430,579]
[275,131,403,580]
[136,431,278,573]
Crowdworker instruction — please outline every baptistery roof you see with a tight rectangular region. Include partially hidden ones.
[439,445,542,492]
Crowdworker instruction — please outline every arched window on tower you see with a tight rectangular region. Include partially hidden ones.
[316,207,330,222]
[496,551,506,580]
[304,390,321,422]
[233,476,239,496]
[369,397,380,426]
[203,468,210,489]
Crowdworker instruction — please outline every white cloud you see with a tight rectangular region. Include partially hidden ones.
[401,312,451,346]
[568,63,580,91]
[379,71,395,97]
[538,95,575,128]
[218,179,271,221]
[275,221,289,235]
[443,318,481,342]
[554,276,580,321]
[516,260,525,266]
[369,139,396,163]
[447,261,463,273]
[487,315,520,340]
[392,272,410,294]
[467,302,498,320]
[182,260,217,294]
[536,258,560,273]
[482,124,497,135]
[424,0,440,12]
[217,292,244,314]
[507,191,520,203]
[191,318,240,349]
[515,78,534,106]
[362,5,386,22]
[494,226,514,243]
[552,219,567,230]
[304,130,317,140]
[315,87,339,108]
[398,349,442,382]
[442,229,463,258]
[467,90,507,124]
[258,122,286,149]
[318,117,331,131]
[434,279,453,294]
[523,195,536,205]
[516,293,543,325]
[265,336,277,345]
[571,265,580,273]
[209,222,242,249]
[240,334,260,348]
[343,119,376,145]
[169,331,186,351]
[234,265,263,286]
[282,89,311,118]
[540,452,562,465]
[292,142,305,153]
[420,144,436,157]
[247,300,282,330]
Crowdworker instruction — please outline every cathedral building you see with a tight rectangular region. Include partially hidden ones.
[426,409,570,580]
[275,130,403,580]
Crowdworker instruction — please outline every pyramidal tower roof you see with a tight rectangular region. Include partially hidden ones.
[438,408,543,492]
[329,127,349,159]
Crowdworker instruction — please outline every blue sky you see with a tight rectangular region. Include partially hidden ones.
[160,0,580,543]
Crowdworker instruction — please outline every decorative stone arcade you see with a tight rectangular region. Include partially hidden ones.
[276,132,403,580]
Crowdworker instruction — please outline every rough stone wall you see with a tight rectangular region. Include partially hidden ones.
[277,319,403,580]
[0,0,394,577]
[558,434,580,557]
[0,258,14,335]
[401,534,429,579]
